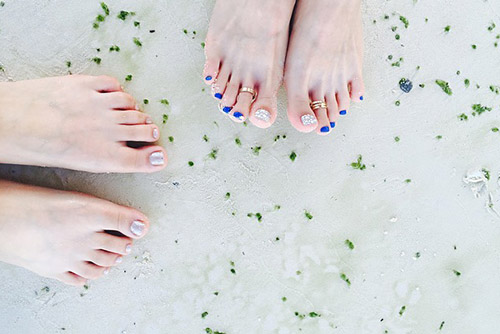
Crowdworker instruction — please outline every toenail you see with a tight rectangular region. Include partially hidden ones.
[255,109,271,122]
[153,128,159,139]
[214,93,223,99]
[205,76,213,81]
[233,112,244,120]
[104,268,110,275]
[301,114,317,126]
[115,257,123,264]
[339,110,347,115]
[146,117,153,124]
[149,151,165,166]
[125,244,132,254]
[223,106,232,113]
[130,220,146,236]
[330,122,336,128]
[320,126,330,133]
[360,96,364,101]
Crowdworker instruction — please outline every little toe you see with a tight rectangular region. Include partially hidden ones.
[211,65,230,100]
[59,272,87,287]
[287,95,318,133]
[220,80,240,114]
[337,90,351,116]
[88,250,122,267]
[102,92,137,110]
[95,232,133,255]
[249,88,277,129]
[118,124,160,142]
[114,110,153,125]
[116,146,168,172]
[73,262,108,280]
[91,75,122,93]
[349,75,365,102]
[203,58,220,85]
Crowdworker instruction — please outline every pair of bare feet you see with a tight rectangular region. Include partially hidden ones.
[0,75,167,286]
[204,0,364,135]
[0,0,364,286]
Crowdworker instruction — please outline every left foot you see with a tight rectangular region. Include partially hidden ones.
[284,0,365,135]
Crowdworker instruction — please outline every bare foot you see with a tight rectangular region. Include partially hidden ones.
[203,0,296,128]
[0,180,150,286]
[0,75,167,173]
[284,0,365,135]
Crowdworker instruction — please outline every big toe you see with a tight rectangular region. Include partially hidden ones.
[286,94,318,133]
[249,87,278,129]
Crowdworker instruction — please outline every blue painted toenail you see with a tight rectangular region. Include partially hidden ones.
[223,106,232,113]
[360,96,364,101]
[340,110,347,115]
[320,126,330,133]
[233,112,244,120]
[205,76,213,81]
[330,122,336,128]
[214,93,223,99]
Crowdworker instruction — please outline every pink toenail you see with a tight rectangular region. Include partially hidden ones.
[125,244,132,254]
[115,257,123,264]
[255,109,271,122]
[149,151,164,166]
[130,220,146,236]
[146,118,153,124]
[301,114,317,126]
[153,128,159,139]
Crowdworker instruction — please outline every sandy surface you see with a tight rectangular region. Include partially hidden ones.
[1,0,500,333]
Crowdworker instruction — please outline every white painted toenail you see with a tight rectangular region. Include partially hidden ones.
[255,109,271,122]
[146,118,153,124]
[125,244,132,254]
[115,257,123,264]
[301,114,317,126]
[104,268,110,275]
[149,151,164,166]
[130,220,146,236]
[153,128,159,139]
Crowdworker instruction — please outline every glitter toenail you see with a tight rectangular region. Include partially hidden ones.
[340,110,347,115]
[255,109,271,122]
[205,76,213,81]
[233,112,244,120]
[153,128,159,139]
[146,118,153,124]
[301,114,317,126]
[223,106,232,113]
[115,257,123,264]
[149,151,165,166]
[214,93,223,99]
[125,244,132,254]
[104,269,110,275]
[360,96,364,101]
[330,122,336,128]
[130,220,146,236]
[320,126,330,133]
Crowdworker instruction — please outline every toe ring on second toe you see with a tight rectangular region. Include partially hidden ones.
[310,100,327,111]
[239,87,257,103]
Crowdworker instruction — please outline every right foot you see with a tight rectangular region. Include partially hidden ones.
[203,0,296,128]
[0,75,167,173]
[0,180,150,286]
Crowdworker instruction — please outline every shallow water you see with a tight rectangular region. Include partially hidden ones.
[1,0,500,333]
